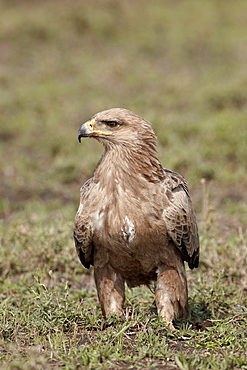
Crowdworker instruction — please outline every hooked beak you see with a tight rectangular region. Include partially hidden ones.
[78,119,95,142]
[78,118,113,142]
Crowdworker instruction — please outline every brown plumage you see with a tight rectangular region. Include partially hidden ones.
[74,108,199,330]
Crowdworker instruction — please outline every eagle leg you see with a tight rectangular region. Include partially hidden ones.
[156,263,188,331]
[94,265,125,318]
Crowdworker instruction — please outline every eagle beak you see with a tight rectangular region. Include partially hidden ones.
[78,119,95,142]
[78,118,113,142]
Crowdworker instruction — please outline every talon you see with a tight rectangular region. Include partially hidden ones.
[166,321,176,332]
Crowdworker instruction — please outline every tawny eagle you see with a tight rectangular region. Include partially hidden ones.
[74,108,199,330]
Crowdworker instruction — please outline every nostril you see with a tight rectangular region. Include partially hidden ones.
[88,121,95,131]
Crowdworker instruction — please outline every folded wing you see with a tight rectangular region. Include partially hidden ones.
[74,178,94,268]
[162,169,199,269]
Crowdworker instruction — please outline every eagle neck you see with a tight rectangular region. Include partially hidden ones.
[94,142,165,185]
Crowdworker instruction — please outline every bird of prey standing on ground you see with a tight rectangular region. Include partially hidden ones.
[74,108,199,330]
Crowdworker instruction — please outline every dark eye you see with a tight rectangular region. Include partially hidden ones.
[105,120,119,128]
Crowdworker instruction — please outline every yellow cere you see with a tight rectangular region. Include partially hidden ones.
[87,119,96,132]
[86,119,113,136]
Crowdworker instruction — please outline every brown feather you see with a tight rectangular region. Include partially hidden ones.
[74,108,200,329]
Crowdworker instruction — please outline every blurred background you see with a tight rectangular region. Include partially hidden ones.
[0,0,246,271]
[1,0,247,217]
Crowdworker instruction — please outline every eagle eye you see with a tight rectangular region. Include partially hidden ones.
[104,120,119,128]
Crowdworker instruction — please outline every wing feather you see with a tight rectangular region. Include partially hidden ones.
[74,178,94,268]
[162,169,199,269]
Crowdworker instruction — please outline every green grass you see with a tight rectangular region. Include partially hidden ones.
[0,0,247,369]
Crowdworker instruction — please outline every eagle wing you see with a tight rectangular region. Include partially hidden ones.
[74,177,94,268]
[162,169,199,269]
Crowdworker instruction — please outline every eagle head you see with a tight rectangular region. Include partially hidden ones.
[78,108,157,150]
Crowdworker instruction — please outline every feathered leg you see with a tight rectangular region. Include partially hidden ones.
[156,261,188,330]
[94,264,125,318]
